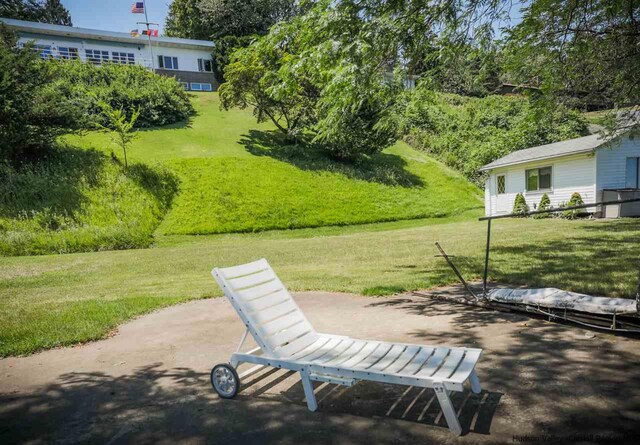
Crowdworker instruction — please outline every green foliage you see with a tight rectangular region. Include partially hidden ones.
[0,147,179,256]
[0,26,86,161]
[221,6,403,158]
[96,102,140,168]
[504,0,639,129]
[562,192,586,220]
[50,61,194,128]
[0,0,72,25]
[198,0,301,39]
[402,89,589,184]
[513,193,529,216]
[165,0,209,40]
[533,193,551,219]
[211,34,254,84]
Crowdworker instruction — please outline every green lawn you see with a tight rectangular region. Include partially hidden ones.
[67,93,483,236]
[1,216,638,357]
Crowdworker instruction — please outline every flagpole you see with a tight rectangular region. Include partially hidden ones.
[143,0,155,70]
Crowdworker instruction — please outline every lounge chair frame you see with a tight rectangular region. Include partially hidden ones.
[212,259,483,436]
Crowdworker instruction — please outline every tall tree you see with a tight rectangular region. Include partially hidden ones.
[0,0,72,26]
[165,0,301,82]
[164,0,208,40]
[503,0,639,129]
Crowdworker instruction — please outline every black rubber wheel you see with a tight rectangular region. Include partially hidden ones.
[210,363,240,399]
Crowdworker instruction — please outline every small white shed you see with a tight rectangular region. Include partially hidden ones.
[480,132,640,216]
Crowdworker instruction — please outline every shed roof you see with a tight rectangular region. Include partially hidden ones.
[0,17,215,50]
[479,133,607,171]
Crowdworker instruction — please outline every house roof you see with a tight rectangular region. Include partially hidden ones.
[479,133,608,171]
[0,17,215,50]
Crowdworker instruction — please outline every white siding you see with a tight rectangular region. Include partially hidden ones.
[595,135,640,192]
[486,153,596,215]
[17,32,213,72]
[154,46,213,73]
[484,178,492,216]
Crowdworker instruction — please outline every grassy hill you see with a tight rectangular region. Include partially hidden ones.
[66,93,483,238]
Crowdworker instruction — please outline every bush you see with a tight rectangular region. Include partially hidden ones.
[51,60,194,128]
[0,26,86,161]
[562,192,586,219]
[402,89,589,185]
[513,193,529,216]
[533,193,551,219]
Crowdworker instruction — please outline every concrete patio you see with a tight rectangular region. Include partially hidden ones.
[1,287,639,444]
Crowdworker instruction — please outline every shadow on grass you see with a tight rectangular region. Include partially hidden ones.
[0,146,105,218]
[125,163,181,211]
[239,129,424,188]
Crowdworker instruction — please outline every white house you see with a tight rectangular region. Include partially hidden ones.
[0,17,217,92]
[480,132,640,217]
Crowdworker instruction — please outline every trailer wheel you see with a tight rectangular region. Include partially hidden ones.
[211,363,240,399]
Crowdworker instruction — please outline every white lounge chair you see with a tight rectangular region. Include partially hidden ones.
[210,259,483,436]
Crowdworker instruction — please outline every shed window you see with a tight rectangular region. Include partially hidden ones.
[497,175,506,194]
[626,157,639,189]
[526,166,552,192]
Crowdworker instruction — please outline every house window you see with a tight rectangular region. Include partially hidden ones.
[197,58,213,72]
[626,157,640,189]
[158,55,179,70]
[190,82,212,91]
[34,44,52,59]
[112,52,135,64]
[85,49,109,64]
[526,166,552,192]
[180,82,189,90]
[58,47,79,60]
[497,175,506,194]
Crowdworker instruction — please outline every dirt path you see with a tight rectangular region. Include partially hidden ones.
[2,287,639,444]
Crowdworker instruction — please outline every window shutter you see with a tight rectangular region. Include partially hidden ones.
[173,57,179,70]
[158,55,164,68]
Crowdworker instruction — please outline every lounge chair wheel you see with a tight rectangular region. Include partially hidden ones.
[211,363,240,399]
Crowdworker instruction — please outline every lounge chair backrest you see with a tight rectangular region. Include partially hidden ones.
[212,259,319,358]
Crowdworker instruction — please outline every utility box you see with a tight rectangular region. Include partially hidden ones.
[602,189,640,218]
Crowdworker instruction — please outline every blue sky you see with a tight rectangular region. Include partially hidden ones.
[62,0,170,34]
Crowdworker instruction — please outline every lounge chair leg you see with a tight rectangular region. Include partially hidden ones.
[469,370,482,394]
[433,382,462,436]
[300,369,317,412]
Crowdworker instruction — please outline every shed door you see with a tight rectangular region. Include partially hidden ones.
[496,174,509,213]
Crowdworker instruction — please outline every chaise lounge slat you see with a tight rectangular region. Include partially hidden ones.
[212,259,484,436]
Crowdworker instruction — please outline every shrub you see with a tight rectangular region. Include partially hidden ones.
[0,26,86,161]
[402,89,588,185]
[562,192,586,219]
[51,60,194,128]
[513,193,529,216]
[533,193,551,219]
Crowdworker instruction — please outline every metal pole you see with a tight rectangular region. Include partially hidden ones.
[483,219,491,298]
[636,262,640,313]
[143,0,155,70]
[435,242,480,301]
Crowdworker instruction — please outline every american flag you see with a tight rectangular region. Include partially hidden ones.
[131,2,144,13]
